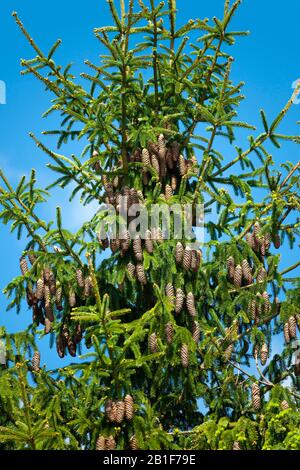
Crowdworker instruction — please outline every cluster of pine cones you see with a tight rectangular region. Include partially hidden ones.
[175,242,201,272]
[56,323,82,358]
[245,221,280,256]
[284,315,300,344]
[105,395,134,423]
[96,434,138,451]
[253,343,269,366]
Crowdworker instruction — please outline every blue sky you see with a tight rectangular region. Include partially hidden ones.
[0,0,299,369]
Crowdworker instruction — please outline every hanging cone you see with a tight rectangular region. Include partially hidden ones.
[129,435,139,450]
[56,335,65,359]
[28,252,36,265]
[124,394,134,421]
[181,344,189,368]
[260,238,266,257]
[136,263,147,285]
[165,322,174,345]
[246,232,255,250]
[248,299,257,323]
[171,141,180,161]
[257,267,267,283]
[165,184,173,200]
[192,321,201,343]
[262,291,271,314]
[175,242,184,264]
[74,323,83,344]
[281,400,289,410]
[105,400,117,422]
[264,233,271,251]
[158,133,167,160]
[84,276,93,297]
[260,343,268,366]
[233,265,242,288]
[105,436,116,450]
[233,441,241,450]
[36,278,44,300]
[284,322,290,344]
[226,256,235,280]
[186,292,196,317]
[144,230,153,254]
[160,158,167,179]
[115,401,125,424]
[166,283,175,306]
[151,154,160,175]
[120,230,131,253]
[178,154,186,176]
[127,262,136,278]
[49,272,56,296]
[149,333,158,353]
[253,221,261,241]
[223,344,233,362]
[110,238,119,253]
[171,174,177,191]
[253,345,259,360]
[175,288,185,314]
[20,256,29,276]
[44,318,52,334]
[96,436,106,451]
[55,284,63,310]
[133,236,143,262]
[166,149,174,169]
[183,247,192,271]
[288,316,297,339]
[273,234,281,249]
[67,339,76,357]
[69,289,76,308]
[43,266,51,283]
[32,351,40,372]
[242,259,252,284]
[251,383,261,411]
[142,148,150,166]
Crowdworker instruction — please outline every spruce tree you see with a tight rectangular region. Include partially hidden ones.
[0,0,299,450]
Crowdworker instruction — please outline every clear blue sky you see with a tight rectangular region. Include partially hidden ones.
[0,0,299,368]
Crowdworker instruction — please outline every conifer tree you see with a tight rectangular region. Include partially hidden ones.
[0,0,299,450]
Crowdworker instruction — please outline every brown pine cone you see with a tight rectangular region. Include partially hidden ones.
[248,298,257,323]
[151,154,160,175]
[158,133,167,160]
[96,436,106,451]
[133,236,143,262]
[226,256,235,280]
[144,230,153,254]
[233,265,242,288]
[253,221,261,241]
[36,278,44,300]
[166,283,175,306]
[149,333,158,353]
[32,351,40,372]
[183,247,192,271]
[115,401,125,424]
[246,232,255,250]
[178,154,186,176]
[260,238,266,257]
[165,322,174,345]
[20,256,29,276]
[273,234,281,249]
[171,175,177,191]
[56,335,65,359]
[242,259,252,284]
[67,339,76,357]
[175,288,185,314]
[44,318,52,334]
[186,292,196,317]
[251,383,261,411]
[74,323,83,344]
[127,262,136,278]
[120,230,131,253]
[288,316,297,339]
[262,291,271,314]
[106,436,116,450]
[136,263,147,285]
[181,344,189,368]
[165,184,173,200]
[124,394,134,421]
[43,266,51,283]
[28,252,36,265]
[55,284,63,310]
[142,148,150,166]
[171,141,180,161]
[84,276,93,297]
[105,400,117,422]
[260,343,268,366]
[175,242,184,264]
[69,289,76,308]
[166,149,174,170]
[192,321,201,343]
[129,435,139,450]
[281,400,289,410]
[49,272,56,296]
[223,344,233,362]
[284,322,290,344]
[233,441,241,450]
[257,267,267,283]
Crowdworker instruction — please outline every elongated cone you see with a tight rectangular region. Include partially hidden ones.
[175,242,184,264]
[178,154,186,176]
[76,268,84,288]
[175,288,185,314]
[262,291,271,314]
[242,259,252,284]
[142,148,150,166]
[129,435,139,450]
[105,400,117,422]
[144,230,153,254]
[288,316,297,339]
[96,436,106,451]
[248,299,257,322]
[166,283,175,306]
[253,221,261,241]
[74,323,82,344]
[67,339,76,357]
[32,351,40,372]
[56,335,65,359]
[165,322,174,345]
[252,383,261,411]
[158,133,167,160]
[257,267,267,283]
[246,232,255,250]
[264,232,271,251]
[115,401,125,424]
[165,184,173,200]
[223,344,233,362]
[233,265,242,288]
[120,230,131,253]
[166,149,174,169]
[133,236,143,262]
[69,289,76,308]
[260,238,266,257]
[226,256,235,280]
[274,234,281,249]
[28,252,36,265]
[149,333,158,353]
[151,154,160,175]
[171,174,177,191]
[183,247,192,271]
[186,292,196,317]
[84,276,93,297]
[36,278,44,300]
[136,263,147,285]
[284,322,290,344]
[44,318,52,334]
[171,141,180,161]
[181,344,189,368]
[233,441,241,450]
[49,272,56,296]
[106,436,116,450]
[192,321,201,343]
[260,343,268,366]
[281,400,289,410]
[124,394,134,421]
[20,257,28,276]
[127,262,136,278]
[55,284,63,310]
